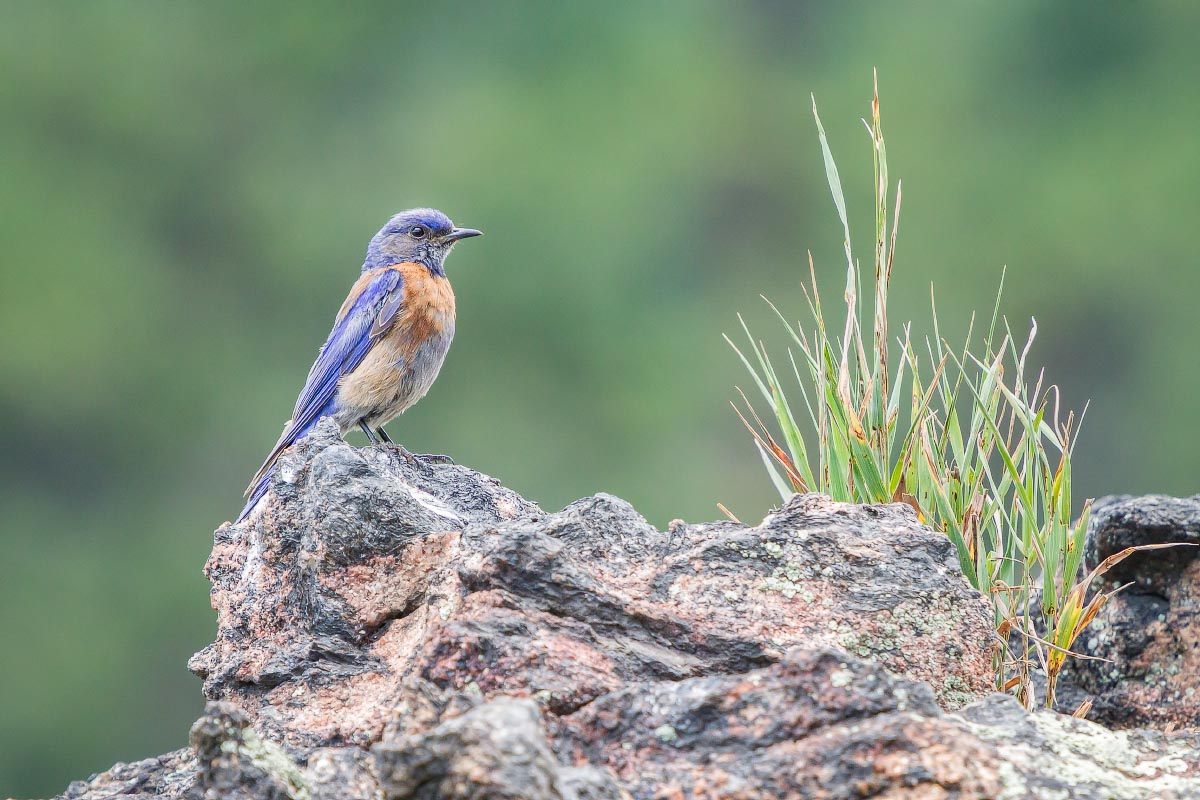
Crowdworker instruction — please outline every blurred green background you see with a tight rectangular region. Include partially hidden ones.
[2,1,1198,795]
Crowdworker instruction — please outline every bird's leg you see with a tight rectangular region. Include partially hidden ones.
[358,421,381,445]
[368,422,419,464]
[367,422,453,465]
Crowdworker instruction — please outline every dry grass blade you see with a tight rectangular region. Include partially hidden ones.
[731,393,807,492]
[1082,542,1196,584]
[891,476,923,521]
[716,503,741,524]
[1044,542,1196,704]
[1072,698,1094,719]
[1052,543,1198,662]
[1012,624,1114,663]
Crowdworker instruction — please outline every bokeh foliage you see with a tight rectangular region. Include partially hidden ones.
[2,1,1198,795]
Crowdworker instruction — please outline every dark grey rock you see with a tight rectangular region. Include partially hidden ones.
[189,702,308,800]
[305,747,379,800]
[57,750,197,800]
[373,698,571,800]
[1056,494,1200,729]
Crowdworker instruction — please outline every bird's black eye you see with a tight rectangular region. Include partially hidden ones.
[409,225,428,239]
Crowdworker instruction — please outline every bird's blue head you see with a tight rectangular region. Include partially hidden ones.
[363,208,482,275]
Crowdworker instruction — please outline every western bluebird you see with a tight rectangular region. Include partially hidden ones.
[238,208,482,522]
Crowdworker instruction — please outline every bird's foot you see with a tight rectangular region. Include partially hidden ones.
[382,443,420,465]
[372,434,454,467]
[381,444,453,466]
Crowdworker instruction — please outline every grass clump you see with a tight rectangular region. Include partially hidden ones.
[729,75,1136,708]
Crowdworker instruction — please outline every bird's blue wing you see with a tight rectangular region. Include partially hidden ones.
[244,267,404,499]
[287,267,404,438]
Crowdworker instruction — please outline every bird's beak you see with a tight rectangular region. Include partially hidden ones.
[444,227,483,242]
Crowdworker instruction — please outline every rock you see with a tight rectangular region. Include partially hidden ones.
[189,702,309,800]
[304,747,378,800]
[556,647,942,795]
[56,650,1200,799]
[373,697,612,799]
[556,648,1200,799]
[50,430,1200,798]
[958,695,1200,798]
[57,750,196,800]
[556,767,625,800]
[188,420,994,754]
[1056,494,1200,729]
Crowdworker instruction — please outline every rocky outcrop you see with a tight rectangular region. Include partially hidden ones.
[1055,494,1200,730]
[48,427,1200,798]
[186,419,995,753]
[61,652,1200,799]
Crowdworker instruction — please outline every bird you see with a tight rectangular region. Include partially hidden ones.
[237,208,482,522]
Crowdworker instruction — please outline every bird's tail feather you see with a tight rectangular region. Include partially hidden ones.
[237,472,273,523]
[237,399,337,523]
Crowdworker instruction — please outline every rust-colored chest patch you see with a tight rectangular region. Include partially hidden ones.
[336,262,456,420]
[394,262,455,343]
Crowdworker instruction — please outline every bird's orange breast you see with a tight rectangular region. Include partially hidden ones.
[335,262,456,421]
[392,262,456,357]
